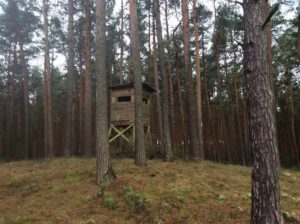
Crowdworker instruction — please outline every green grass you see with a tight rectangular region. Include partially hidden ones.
[0,158,299,223]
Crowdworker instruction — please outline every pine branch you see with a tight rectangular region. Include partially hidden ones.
[262,3,280,30]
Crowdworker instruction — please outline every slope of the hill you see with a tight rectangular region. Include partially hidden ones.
[0,158,299,224]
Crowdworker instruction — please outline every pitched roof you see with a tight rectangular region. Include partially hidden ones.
[110,82,156,93]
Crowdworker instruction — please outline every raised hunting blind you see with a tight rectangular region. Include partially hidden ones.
[108,82,155,146]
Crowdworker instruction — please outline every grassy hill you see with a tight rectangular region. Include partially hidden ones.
[0,158,299,224]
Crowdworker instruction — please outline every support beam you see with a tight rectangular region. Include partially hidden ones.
[109,124,133,143]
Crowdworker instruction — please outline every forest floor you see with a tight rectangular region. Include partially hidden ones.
[0,158,299,224]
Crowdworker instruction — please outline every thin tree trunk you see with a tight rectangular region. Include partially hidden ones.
[173,31,187,155]
[11,0,29,159]
[287,72,299,164]
[79,37,85,155]
[243,0,282,223]
[43,0,54,157]
[6,45,18,159]
[213,15,225,162]
[243,92,249,164]
[0,94,2,158]
[84,0,92,156]
[297,5,300,59]
[192,0,204,159]
[164,0,175,149]
[129,0,147,166]
[18,42,29,159]
[120,0,125,84]
[148,7,152,84]
[153,0,173,161]
[230,31,245,165]
[201,31,216,160]
[180,0,199,159]
[4,43,12,159]
[223,53,232,163]
[65,0,76,156]
[95,0,116,186]
[152,15,164,155]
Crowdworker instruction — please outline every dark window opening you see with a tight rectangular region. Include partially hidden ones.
[143,98,148,104]
[118,96,131,102]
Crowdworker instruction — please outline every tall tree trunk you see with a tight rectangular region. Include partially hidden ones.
[180,0,199,159]
[287,72,299,164]
[297,4,300,59]
[11,0,29,159]
[79,37,85,155]
[164,0,175,149]
[6,44,14,160]
[243,90,249,164]
[153,0,173,161]
[243,1,282,223]
[152,15,164,155]
[148,7,152,84]
[120,0,125,84]
[201,31,216,160]
[18,42,29,159]
[223,53,232,163]
[173,32,188,155]
[95,0,116,186]
[146,6,153,85]
[43,0,54,157]
[84,0,92,156]
[65,0,76,156]
[230,31,245,165]
[0,94,2,158]
[129,0,147,166]
[213,7,226,162]
[192,0,204,159]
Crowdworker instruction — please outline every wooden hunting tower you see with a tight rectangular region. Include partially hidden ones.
[108,82,155,145]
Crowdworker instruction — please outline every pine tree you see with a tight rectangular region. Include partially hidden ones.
[95,0,116,186]
[129,0,147,166]
[243,1,282,223]
[153,0,173,161]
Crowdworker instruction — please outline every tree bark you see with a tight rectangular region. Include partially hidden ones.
[192,0,204,159]
[180,0,199,159]
[84,0,92,156]
[65,0,76,156]
[243,0,282,223]
[153,0,173,161]
[95,0,116,186]
[43,0,54,158]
